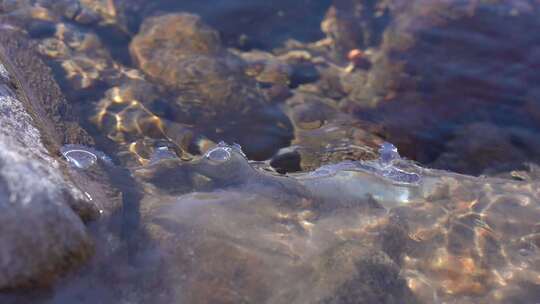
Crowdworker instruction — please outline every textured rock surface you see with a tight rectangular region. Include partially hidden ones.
[0,42,91,290]
[0,28,119,291]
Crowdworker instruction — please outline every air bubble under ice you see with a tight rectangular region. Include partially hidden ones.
[61,144,112,169]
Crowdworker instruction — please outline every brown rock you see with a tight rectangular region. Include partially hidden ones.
[130,13,293,159]
[130,13,254,111]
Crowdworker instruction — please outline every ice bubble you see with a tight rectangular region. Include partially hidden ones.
[204,142,246,162]
[355,142,421,185]
[61,144,113,169]
[309,162,358,178]
[379,142,400,165]
[379,166,421,184]
[206,147,231,162]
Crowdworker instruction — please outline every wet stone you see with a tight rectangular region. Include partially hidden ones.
[0,30,93,290]
[0,27,128,295]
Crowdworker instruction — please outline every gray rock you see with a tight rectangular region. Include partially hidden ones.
[0,28,94,290]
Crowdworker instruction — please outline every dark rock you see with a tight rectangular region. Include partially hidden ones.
[138,0,331,50]
[430,122,540,175]
[331,0,540,174]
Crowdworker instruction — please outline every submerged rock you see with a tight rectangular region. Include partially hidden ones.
[129,13,293,159]
[124,142,414,303]
[33,139,540,303]
[328,0,540,174]
[126,142,540,303]
[272,91,382,172]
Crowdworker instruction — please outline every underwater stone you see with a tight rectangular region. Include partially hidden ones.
[104,139,540,303]
[127,142,419,303]
[129,13,294,159]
